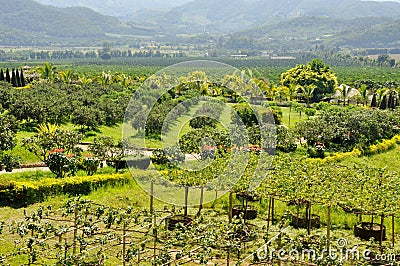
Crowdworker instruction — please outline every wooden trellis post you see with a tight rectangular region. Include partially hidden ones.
[229,192,233,223]
[73,205,78,255]
[123,223,127,266]
[392,215,395,248]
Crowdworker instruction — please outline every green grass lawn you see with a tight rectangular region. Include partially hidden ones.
[280,106,308,128]
[341,144,400,173]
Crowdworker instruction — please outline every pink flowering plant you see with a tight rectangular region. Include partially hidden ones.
[45,148,78,178]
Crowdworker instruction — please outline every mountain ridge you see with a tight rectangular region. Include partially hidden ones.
[130,0,400,34]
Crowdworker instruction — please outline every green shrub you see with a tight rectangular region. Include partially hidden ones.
[45,150,77,178]
[81,157,100,176]
[0,173,131,206]
[0,153,21,172]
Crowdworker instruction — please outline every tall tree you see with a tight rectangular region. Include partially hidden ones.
[371,93,378,108]
[359,84,369,106]
[15,69,21,87]
[0,69,4,81]
[20,69,26,87]
[5,68,10,83]
[11,69,17,87]
[388,92,394,109]
[281,59,338,103]
[379,94,387,110]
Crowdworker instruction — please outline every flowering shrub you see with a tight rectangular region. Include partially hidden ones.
[45,149,77,178]
[82,155,100,176]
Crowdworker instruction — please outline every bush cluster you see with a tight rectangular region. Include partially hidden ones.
[0,173,130,206]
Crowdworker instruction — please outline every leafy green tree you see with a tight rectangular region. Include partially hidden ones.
[22,123,83,161]
[0,69,4,81]
[72,106,105,131]
[232,103,257,127]
[0,113,18,152]
[189,116,217,129]
[281,59,338,103]
[179,127,230,154]
[0,113,20,172]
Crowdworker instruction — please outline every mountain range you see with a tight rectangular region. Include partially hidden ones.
[1,0,400,50]
[35,0,193,17]
[130,0,400,34]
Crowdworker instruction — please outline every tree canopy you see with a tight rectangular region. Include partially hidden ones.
[280,59,338,102]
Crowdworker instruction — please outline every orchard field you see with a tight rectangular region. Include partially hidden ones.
[1,58,400,265]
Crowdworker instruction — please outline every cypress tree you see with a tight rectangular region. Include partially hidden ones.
[20,69,26,87]
[15,69,21,87]
[5,68,11,83]
[379,94,387,110]
[0,69,4,81]
[388,92,394,109]
[11,69,17,87]
[371,93,377,108]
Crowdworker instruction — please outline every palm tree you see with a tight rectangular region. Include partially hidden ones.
[36,62,55,81]
[77,74,93,85]
[287,83,298,127]
[301,84,316,108]
[58,69,74,84]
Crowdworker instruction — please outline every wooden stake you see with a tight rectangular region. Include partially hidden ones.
[392,215,395,248]
[123,223,126,266]
[271,197,275,223]
[308,202,312,235]
[197,186,204,217]
[229,192,233,223]
[150,180,154,214]
[184,186,189,217]
[327,205,331,252]
[380,215,384,246]
[267,197,272,237]
[73,205,78,255]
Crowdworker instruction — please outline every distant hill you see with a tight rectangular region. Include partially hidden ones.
[222,16,400,50]
[34,0,193,17]
[132,0,400,34]
[0,0,156,46]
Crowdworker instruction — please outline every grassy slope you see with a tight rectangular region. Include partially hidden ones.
[341,144,400,173]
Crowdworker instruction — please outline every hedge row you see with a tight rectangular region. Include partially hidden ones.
[363,134,400,155]
[310,134,400,164]
[0,173,131,206]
